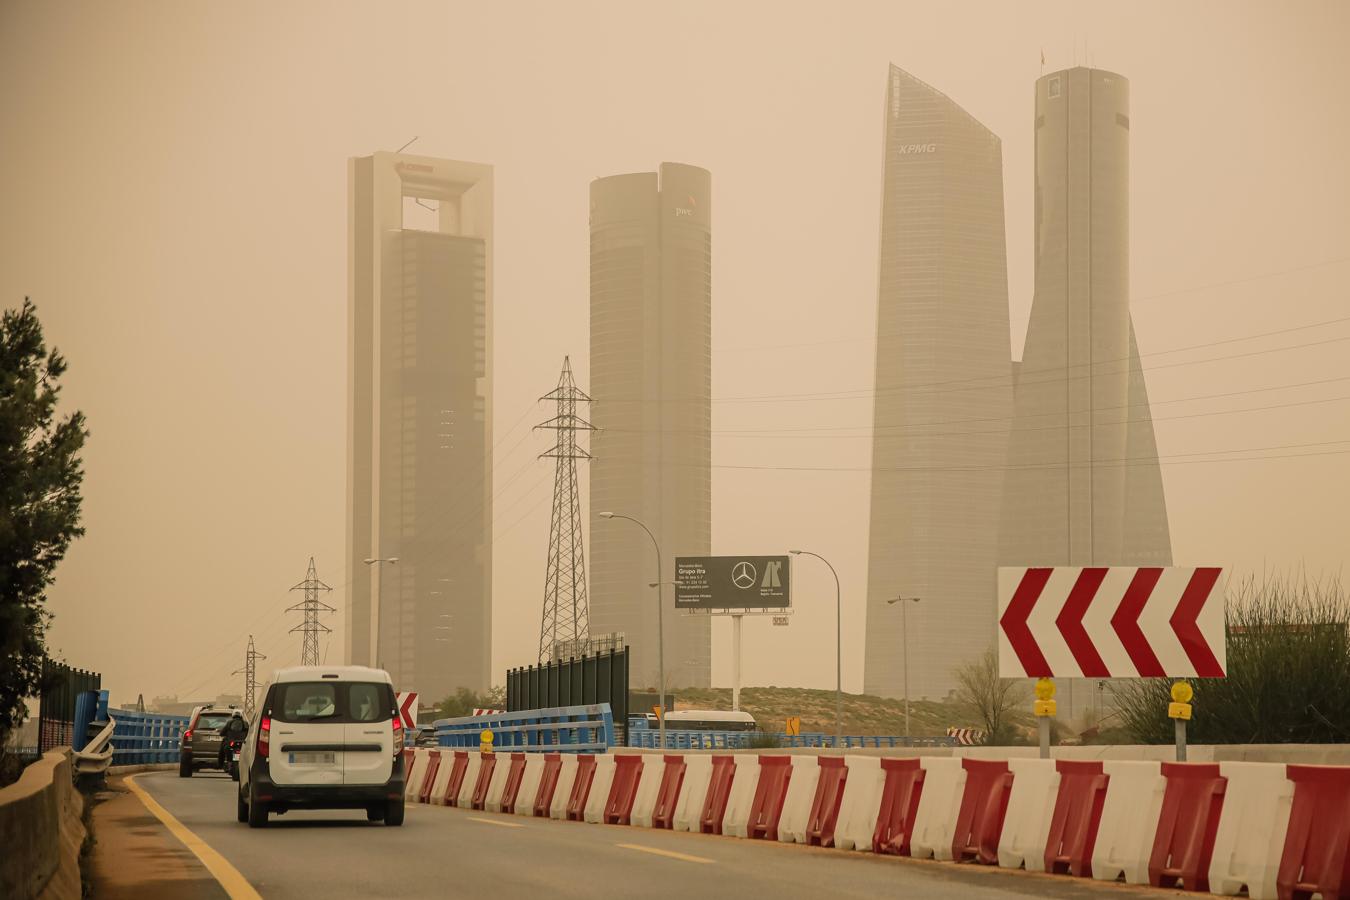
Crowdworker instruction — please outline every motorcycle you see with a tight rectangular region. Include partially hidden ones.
[226,738,242,781]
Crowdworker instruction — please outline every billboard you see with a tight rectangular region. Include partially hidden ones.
[675,556,791,611]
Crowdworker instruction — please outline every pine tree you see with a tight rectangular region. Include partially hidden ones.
[0,299,88,744]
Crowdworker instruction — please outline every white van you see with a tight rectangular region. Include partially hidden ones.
[237,666,406,828]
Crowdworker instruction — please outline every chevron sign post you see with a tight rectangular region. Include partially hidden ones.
[997,567,1226,679]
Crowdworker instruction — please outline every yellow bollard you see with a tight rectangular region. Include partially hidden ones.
[1033,678,1057,759]
[1169,681,1193,761]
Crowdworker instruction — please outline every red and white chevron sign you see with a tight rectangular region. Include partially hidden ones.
[396,692,418,730]
[997,567,1226,679]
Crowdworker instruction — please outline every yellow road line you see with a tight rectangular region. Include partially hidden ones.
[126,774,263,900]
[616,843,715,864]
[467,815,526,828]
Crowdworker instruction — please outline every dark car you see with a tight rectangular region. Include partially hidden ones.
[178,706,241,777]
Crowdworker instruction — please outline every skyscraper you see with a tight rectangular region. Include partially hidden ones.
[999,68,1172,710]
[347,152,493,699]
[589,163,712,689]
[863,66,1014,701]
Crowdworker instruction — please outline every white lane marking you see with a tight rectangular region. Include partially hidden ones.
[467,815,525,828]
[616,843,715,864]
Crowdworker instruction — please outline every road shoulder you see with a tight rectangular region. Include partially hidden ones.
[87,775,230,900]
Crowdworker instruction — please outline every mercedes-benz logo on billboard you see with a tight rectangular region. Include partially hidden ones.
[731,561,757,590]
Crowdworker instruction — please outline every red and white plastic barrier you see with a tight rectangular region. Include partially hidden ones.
[672,754,715,833]
[996,758,1060,871]
[909,757,967,860]
[777,756,823,844]
[403,745,1350,898]
[513,754,546,816]
[1091,760,1167,884]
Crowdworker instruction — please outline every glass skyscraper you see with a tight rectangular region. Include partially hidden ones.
[863,66,1014,701]
[589,163,712,690]
[999,68,1173,715]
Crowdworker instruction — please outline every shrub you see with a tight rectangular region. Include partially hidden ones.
[1114,574,1350,744]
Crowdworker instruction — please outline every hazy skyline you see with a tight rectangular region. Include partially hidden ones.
[3,1,1348,708]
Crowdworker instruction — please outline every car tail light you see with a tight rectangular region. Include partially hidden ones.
[392,715,403,756]
[258,715,271,759]
[183,729,192,745]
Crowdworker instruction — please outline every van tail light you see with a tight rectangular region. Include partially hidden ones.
[258,715,271,759]
[392,715,404,756]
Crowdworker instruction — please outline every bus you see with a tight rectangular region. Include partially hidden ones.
[660,709,758,732]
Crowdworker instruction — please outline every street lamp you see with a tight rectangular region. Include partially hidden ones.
[887,595,921,743]
[363,557,399,670]
[789,550,843,745]
[599,511,666,751]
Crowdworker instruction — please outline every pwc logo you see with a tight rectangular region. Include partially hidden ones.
[674,194,698,217]
[896,143,937,155]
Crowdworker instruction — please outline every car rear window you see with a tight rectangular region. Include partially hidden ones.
[194,713,233,731]
[269,682,393,724]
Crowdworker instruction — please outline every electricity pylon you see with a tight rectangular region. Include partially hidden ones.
[233,636,266,718]
[536,357,594,663]
[287,557,334,667]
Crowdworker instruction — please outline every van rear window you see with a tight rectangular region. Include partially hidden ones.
[269,682,393,724]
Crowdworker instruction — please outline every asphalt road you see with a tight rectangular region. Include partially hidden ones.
[135,771,1185,900]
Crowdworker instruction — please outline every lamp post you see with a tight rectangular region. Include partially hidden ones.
[362,557,399,670]
[598,512,665,751]
[789,550,843,745]
[887,595,921,743]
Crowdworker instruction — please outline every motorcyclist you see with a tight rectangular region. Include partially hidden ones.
[217,710,248,771]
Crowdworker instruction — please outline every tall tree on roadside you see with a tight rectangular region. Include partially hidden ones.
[0,299,88,744]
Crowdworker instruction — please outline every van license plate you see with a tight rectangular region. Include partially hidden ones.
[290,752,336,765]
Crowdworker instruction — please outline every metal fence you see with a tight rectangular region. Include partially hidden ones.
[435,704,615,753]
[109,709,189,765]
[626,729,959,750]
[37,660,101,752]
[507,646,628,744]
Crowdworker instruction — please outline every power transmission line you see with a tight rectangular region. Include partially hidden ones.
[287,557,335,667]
[711,255,1350,353]
[712,319,1350,404]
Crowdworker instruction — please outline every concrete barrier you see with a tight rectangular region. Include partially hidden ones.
[0,749,85,900]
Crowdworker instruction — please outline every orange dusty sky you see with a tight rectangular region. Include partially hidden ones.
[1,1,1347,705]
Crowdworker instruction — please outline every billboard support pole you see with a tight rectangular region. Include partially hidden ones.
[731,614,743,712]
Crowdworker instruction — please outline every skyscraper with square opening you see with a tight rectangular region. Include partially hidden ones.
[589,163,712,690]
[863,66,1014,701]
[347,152,493,698]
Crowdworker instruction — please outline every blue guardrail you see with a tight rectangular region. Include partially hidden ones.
[435,703,615,752]
[109,708,190,765]
[626,730,958,750]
